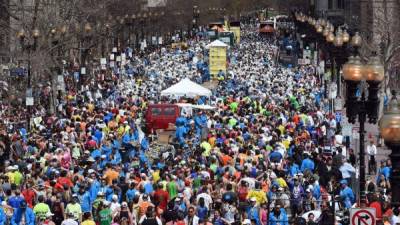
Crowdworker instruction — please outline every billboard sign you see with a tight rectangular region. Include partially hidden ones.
[147,0,166,7]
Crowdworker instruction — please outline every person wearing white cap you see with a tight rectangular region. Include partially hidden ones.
[303,189,317,213]
[64,194,82,222]
[247,182,267,206]
[116,202,133,225]
[44,211,56,224]
[109,194,121,218]
[246,197,261,225]
[61,211,79,225]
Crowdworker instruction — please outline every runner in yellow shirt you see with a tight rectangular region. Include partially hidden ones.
[81,212,96,225]
[33,196,51,220]
[13,168,23,186]
[247,183,268,205]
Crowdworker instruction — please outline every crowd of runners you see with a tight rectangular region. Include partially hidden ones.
[0,19,395,225]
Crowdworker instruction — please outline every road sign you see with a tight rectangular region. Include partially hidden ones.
[26,97,34,106]
[342,125,353,136]
[334,98,343,111]
[329,83,337,99]
[352,127,360,139]
[350,208,376,225]
[298,58,311,65]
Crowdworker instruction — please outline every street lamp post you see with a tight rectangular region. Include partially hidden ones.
[296,11,385,207]
[118,17,125,49]
[380,91,400,207]
[129,14,136,48]
[77,22,93,88]
[17,27,40,131]
[148,11,154,46]
[105,23,111,56]
[154,12,159,46]
[160,11,165,45]
[49,25,67,114]
[136,13,142,49]
[193,5,200,35]
[317,22,330,99]
[334,29,350,96]
[327,28,350,98]
[343,49,384,206]
[304,15,348,107]
[141,13,147,48]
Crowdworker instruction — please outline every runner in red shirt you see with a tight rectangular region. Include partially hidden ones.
[22,183,36,208]
[153,183,169,211]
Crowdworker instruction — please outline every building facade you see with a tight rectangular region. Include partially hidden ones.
[314,0,399,32]
[314,0,400,88]
[0,0,10,63]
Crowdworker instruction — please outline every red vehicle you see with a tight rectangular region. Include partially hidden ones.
[145,104,180,133]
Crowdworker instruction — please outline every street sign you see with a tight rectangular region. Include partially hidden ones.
[334,98,343,111]
[10,67,26,76]
[352,127,360,139]
[329,83,337,99]
[313,51,318,66]
[57,75,63,83]
[342,124,352,136]
[335,111,342,123]
[350,208,376,225]
[74,72,80,82]
[26,97,34,106]
[298,58,310,65]
[324,71,331,81]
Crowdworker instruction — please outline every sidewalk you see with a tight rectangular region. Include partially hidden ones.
[341,114,391,195]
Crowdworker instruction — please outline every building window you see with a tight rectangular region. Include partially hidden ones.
[338,0,345,9]
[163,107,176,116]
[0,35,5,47]
[328,0,333,9]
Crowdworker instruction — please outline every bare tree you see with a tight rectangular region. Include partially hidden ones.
[0,0,122,112]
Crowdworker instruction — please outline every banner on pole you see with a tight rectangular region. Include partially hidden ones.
[209,47,227,75]
[146,0,166,7]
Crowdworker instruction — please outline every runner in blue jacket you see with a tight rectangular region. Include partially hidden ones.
[11,201,35,225]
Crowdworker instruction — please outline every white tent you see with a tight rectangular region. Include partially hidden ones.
[161,78,212,98]
[206,40,229,49]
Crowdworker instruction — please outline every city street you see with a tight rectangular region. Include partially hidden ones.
[0,1,399,225]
